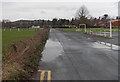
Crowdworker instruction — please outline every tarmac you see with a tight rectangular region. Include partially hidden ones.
[34,28,118,80]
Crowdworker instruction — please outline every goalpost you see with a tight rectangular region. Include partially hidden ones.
[109,20,117,38]
[78,22,114,38]
[79,24,86,32]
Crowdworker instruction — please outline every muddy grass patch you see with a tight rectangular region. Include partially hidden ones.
[2,28,49,80]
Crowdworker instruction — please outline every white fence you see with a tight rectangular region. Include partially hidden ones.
[86,30,110,38]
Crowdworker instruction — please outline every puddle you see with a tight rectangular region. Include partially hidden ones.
[41,38,64,62]
[92,42,120,51]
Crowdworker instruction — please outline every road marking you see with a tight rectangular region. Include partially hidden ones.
[38,70,51,82]
[47,71,51,82]
[40,71,45,82]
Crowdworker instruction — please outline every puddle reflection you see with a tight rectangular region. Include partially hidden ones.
[41,38,64,62]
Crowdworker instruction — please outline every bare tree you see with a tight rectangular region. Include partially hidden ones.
[74,5,91,27]
[76,5,89,18]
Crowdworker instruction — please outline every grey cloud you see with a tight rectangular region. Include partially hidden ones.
[2,2,118,21]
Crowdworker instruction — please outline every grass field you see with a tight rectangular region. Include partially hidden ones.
[62,28,120,32]
[3,29,37,46]
[2,28,38,55]
[89,28,119,32]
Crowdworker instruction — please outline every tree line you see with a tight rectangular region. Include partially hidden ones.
[2,5,119,28]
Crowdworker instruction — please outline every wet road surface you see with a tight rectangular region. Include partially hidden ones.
[34,29,118,80]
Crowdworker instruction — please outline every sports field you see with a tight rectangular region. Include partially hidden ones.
[3,28,37,46]
[2,28,37,55]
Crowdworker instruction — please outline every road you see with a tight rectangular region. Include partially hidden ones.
[34,28,118,80]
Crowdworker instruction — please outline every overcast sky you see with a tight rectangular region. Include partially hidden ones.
[1,0,119,21]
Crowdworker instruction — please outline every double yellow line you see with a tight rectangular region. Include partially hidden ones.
[38,70,51,82]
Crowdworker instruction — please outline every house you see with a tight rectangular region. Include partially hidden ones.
[32,26,40,28]
[95,20,108,27]
[111,20,120,28]
[95,20,120,28]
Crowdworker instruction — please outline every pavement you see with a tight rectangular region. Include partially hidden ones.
[34,28,118,80]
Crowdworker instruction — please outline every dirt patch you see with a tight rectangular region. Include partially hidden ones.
[2,28,49,80]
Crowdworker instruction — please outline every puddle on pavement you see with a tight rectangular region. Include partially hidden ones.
[92,42,119,51]
[41,38,64,62]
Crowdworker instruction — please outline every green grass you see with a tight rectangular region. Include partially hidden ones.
[62,28,120,32]
[2,28,37,55]
[62,28,84,32]
[84,32,112,38]
[3,29,37,46]
[89,28,119,32]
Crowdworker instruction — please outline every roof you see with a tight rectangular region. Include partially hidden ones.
[112,20,120,27]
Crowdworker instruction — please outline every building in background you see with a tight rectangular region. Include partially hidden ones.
[112,20,120,28]
[32,25,40,28]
